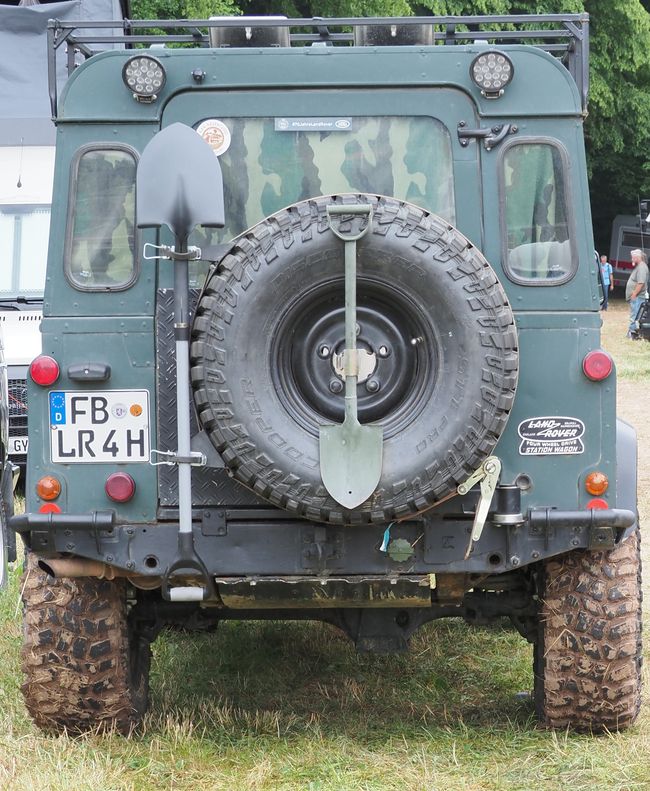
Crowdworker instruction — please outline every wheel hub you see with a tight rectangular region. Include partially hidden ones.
[272,281,434,431]
[331,348,377,384]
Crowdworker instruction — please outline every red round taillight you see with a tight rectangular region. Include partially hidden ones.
[582,350,613,381]
[29,355,60,386]
[586,497,608,510]
[105,472,136,503]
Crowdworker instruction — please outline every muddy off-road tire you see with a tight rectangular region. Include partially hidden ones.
[192,193,518,524]
[21,553,150,734]
[534,530,643,732]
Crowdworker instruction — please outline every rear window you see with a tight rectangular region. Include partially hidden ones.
[501,141,574,284]
[189,115,455,285]
[65,146,137,290]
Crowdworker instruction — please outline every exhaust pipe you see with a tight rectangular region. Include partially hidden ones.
[39,558,123,579]
[38,557,163,590]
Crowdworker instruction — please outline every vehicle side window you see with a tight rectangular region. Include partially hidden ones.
[65,147,137,290]
[501,141,574,283]
[0,206,50,297]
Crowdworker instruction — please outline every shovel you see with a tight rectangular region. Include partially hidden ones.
[319,204,383,510]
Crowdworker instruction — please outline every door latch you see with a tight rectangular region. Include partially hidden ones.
[457,122,518,151]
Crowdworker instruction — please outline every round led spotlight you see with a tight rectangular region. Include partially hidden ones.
[122,55,166,102]
[470,51,514,98]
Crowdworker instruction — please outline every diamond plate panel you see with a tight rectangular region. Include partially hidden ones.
[156,288,266,507]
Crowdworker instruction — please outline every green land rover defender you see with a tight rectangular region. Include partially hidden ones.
[11,14,642,733]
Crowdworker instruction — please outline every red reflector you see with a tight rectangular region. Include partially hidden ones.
[582,350,613,381]
[29,355,60,386]
[105,472,136,503]
[587,497,608,510]
[39,503,61,514]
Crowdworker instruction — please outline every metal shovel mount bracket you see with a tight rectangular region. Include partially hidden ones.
[143,242,202,261]
[319,204,384,510]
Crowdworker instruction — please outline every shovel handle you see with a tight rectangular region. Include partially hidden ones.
[161,532,215,601]
[326,204,374,425]
[326,204,373,242]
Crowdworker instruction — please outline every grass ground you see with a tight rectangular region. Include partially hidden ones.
[0,298,648,791]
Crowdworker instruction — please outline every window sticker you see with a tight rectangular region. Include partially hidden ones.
[274,117,352,132]
[196,119,232,157]
[518,417,585,456]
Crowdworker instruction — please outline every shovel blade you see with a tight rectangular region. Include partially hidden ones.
[319,418,383,509]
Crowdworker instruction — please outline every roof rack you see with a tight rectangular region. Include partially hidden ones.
[47,14,589,117]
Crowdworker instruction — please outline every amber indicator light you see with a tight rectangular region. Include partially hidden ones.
[36,476,61,501]
[585,471,608,496]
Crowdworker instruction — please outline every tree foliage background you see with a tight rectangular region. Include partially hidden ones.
[131,0,650,252]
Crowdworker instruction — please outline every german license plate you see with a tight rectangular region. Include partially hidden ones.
[10,436,28,456]
[50,390,150,463]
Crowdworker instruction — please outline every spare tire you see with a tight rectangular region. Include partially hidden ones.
[191,194,518,524]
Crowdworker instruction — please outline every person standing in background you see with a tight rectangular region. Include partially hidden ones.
[600,253,613,310]
[625,248,649,338]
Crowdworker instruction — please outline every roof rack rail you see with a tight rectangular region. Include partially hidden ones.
[47,13,589,117]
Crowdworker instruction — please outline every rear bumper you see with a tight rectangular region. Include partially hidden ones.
[10,505,637,578]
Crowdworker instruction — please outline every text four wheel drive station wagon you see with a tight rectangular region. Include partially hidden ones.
[10,14,642,733]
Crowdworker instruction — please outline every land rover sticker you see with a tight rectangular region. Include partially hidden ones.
[518,417,585,456]
[274,117,353,132]
[196,119,231,156]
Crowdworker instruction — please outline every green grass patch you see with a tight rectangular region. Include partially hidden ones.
[601,298,650,380]
[0,297,648,790]
[1,563,649,790]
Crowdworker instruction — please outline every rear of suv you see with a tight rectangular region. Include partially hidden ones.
[11,14,642,734]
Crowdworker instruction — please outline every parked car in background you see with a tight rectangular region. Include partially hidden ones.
[609,213,650,288]
[0,0,129,471]
[0,324,18,589]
